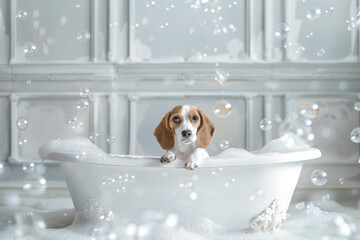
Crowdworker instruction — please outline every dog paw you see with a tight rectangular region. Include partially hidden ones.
[160,151,176,163]
[185,161,198,170]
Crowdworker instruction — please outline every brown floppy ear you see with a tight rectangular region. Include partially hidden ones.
[197,109,215,149]
[154,113,174,150]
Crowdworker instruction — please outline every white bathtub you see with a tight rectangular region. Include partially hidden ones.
[39,137,321,231]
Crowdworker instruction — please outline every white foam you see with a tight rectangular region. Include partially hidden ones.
[39,136,321,168]
[0,196,359,239]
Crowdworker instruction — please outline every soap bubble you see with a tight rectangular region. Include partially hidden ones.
[17,10,28,19]
[164,214,179,228]
[219,140,229,149]
[316,49,326,57]
[224,176,236,187]
[23,173,47,195]
[98,210,114,222]
[67,117,85,133]
[116,186,126,193]
[358,156,360,164]
[214,100,232,118]
[76,31,91,41]
[211,167,223,176]
[274,23,290,40]
[214,70,229,85]
[0,163,3,174]
[54,137,61,142]
[295,201,305,210]
[16,117,28,131]
[325,6,334,14]
[89,133,99,142]
[179,179,194,189]
[339,177,344,185]
[106,135,115,144]
[306,7,322,20]
[189,192,198,200]
[22,162,36,173]
[322,194,330,201]
[26,79,32,85]
[279,114,314,147]
[146,1,156,8]
[260,119,272,131]
[76,99,89,111]
[310,169,328,186]
[306,32,314,38]
[75,152,87,161]
[24,42,37,56]
[124,173,136,184]
[79,88,90,98]
[160,23,169,29]
[18,138,28,146]
[299,102,319,118]
[354,102,360,111]
[296,46,305,55]
[350,127,360,143]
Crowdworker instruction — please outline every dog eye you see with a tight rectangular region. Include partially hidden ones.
[173,117,180,123]
[192,116,199,122]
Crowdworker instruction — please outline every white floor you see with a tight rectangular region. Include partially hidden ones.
[0,188,359,240]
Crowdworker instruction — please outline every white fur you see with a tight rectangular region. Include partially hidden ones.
[162,105,209,170]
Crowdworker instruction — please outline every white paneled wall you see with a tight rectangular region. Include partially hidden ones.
[0,0,359,195]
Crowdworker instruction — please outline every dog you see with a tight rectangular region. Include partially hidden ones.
[154,105,215,170]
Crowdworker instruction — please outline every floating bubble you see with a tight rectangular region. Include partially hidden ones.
[24,42,37,56]
[219,140,229,150]
[146,1,156,8]
[89,133,99,142]
[67,117,85,133]
[306,32,314,38]
[310,169,328,186]
[160,23,169,29]
[260,119,272,131]
[296,46,305,55]
[295,201,305,210]
[166,4,175,11]
[211,167,223,176]
[214,100,232,118]
[124,173,136,184]
[358,156,360,164]
[214,70,229,85]
[18,138,28,146]
[17,10,28,20]
[16,117,28,131]
[76,99,89,111]
[322,194,330,201]
[22,162,35,173]
[354,102,360,111]
[75,152,87,161]
[60,16,67,26]
[189,192,198,200]
[98,210,114,222]
[339,177,344,185]
[116,186,126,193]
[106,135,115,144]
[76,31,91,41]
[0,163,3,174]
[274,23,290,40]
[299,102,319,118]
[179,179,194,189]
[79,88,90,98]
[224,176,236,187]
[306,7,322,20]
[54,137,61,142]
[350,127,360,143]
[279,115,314,147]
[23,173,47,195]
[325,6,334,14]
[316,49,326,57]
[26,79,32,85]
[283,42,292,49]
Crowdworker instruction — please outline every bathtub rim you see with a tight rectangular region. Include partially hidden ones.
[45,148,321,169]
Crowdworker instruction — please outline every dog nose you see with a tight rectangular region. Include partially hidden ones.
[182,130,192,138]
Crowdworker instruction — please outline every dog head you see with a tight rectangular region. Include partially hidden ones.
[154,105,215,150]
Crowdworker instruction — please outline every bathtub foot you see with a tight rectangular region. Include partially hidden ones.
[249,199,287,232]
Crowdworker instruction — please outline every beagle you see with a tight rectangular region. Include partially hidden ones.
[154,105,215,170]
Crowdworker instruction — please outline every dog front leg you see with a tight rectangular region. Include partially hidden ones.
[185,148,209,170]
[160,151,176,163]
